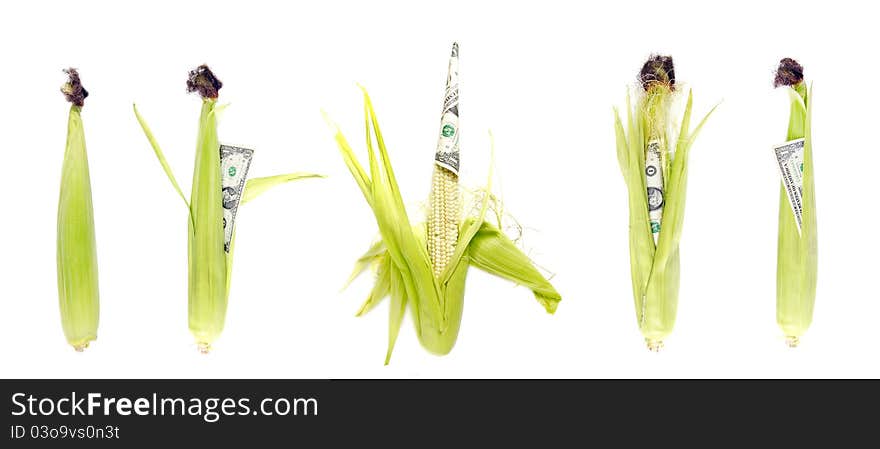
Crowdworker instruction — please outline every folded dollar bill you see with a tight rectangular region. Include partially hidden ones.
[645,140,664,244]
[773,138,805,233]
[434,42,460,174]
[220,144,254,252]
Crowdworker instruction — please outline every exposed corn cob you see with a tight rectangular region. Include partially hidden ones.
[614,55,716,351]
[328,43,561,364]
[134,65,321,352]
[428,166,459,276]
[429,43,461,277]
[773,58,817,347]
[57,68,100,351]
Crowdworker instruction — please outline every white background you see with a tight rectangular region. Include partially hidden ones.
[1,0,877,379]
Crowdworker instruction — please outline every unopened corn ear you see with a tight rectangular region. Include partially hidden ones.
[134,64,321,352]
[327,42,560,364]
[57,68,100,351]
[773,58,817,347]
[614,55,716,351]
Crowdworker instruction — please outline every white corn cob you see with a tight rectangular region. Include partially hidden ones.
[429,165,459,276]
[428,42,461,277]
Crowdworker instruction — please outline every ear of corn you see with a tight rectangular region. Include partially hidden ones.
[775,59,817,347]
[188,98,227,351]
[133,65,321,352]
[428,43,461,278]
[327,45,560,364]
[614,56,716,350]
[57,69,100,351]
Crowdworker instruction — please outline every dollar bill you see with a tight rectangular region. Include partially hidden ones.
[220,145,254,253]
[645,140,664,244]
[773,138,805,233]
[434,42,460,174]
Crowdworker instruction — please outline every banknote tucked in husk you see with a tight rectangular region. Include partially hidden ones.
[772,58,818,347]
[326,43,561,364]
[614,55,716,351]
[133,65,322,352]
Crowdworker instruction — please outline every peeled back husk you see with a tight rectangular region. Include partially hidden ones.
[329,88,560,364]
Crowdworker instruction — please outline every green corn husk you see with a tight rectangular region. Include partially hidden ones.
[57,68,100,351]
[134,65,321,352]
[774,58,817,347]
[614,55,716,351]
[326,87,560,364]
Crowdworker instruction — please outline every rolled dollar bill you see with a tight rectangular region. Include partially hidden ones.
[645,140,664,244]
[434,42,460,174]
[773,138,805,233]
[220,144,254,252]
